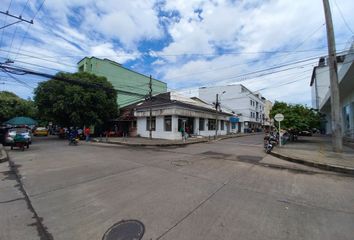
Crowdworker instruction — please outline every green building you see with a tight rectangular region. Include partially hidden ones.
[77,57,167,109]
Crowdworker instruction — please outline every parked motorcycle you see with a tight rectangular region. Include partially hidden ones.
[264,133,278,153]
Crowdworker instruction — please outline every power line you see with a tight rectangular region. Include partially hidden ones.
[0,68,34,89]
[220,57,354,102]
[0,48,77,68]
[0,0,13,48]
[0,64,116,93]
[332,0,354,35]
[0,56,70,72]
[13,0,46,61]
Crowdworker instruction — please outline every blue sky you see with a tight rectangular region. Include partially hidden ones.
[0,0,353,106]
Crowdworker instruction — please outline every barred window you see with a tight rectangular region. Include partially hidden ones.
[146,117,156,131]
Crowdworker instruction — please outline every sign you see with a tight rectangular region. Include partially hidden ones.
[274,113,284,122]
[274,113,284,147]
[230,116,239,123]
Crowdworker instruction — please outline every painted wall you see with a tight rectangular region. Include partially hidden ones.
[137,115,229,140]
[78,57,167,108]
[312,66,330,109]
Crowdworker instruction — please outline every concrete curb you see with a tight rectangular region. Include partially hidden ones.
[0,144,9,163]
[270,150,354,175]
[94,139,209,147]
[214,132,261,142]
[93,133,261,147]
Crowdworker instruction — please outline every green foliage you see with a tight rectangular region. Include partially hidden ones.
[270,101,321,131]
[34,72,118,127]
[0,91,37,123]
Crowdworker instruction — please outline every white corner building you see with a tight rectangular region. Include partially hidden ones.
[134,92,233,140]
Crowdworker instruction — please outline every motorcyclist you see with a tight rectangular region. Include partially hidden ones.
[68,127,78,145]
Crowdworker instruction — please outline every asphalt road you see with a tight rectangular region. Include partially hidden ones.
[1,135,354,240]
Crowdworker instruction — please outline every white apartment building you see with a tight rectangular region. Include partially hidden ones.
[264,99,273,127]
[198,84,266,133]
[310,42,354,141]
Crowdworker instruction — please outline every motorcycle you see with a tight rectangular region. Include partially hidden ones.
[68,130,79,146]
[264,133,278,153]
[69,137,79,146]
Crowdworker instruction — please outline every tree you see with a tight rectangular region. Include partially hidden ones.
[34,72,118,128]
[270,101,321,132]
[0,91,37,123]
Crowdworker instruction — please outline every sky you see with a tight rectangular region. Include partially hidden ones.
[0,0,353,106]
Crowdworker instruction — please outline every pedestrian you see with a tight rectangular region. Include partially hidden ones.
[84,126,90,142]
[179,126,185,141]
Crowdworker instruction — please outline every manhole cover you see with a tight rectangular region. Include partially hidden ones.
[237,155,262,163]
[102,220,145,240]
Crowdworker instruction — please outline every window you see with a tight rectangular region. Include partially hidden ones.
[79,65,84,72]
[164,116,172,131]
[208,119,216,130]
[250,100,252,106]
[146,117,156,131]
[221,120,224,130]
[199,118,205,131]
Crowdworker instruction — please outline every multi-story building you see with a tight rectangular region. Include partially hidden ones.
[310,42,354,141]
[263,99,273,128]
[77,57,167,109]
[198,84,266,133]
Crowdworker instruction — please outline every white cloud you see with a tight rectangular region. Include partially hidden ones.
[2,0,354,104]
[154,0,354,105]
[89,43,140,64]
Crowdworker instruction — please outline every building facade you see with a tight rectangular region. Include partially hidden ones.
[198,84,265,133]
[263,99,273,128]
[134,92,233,140]
[310,43,354,141]
[77,57,167,109]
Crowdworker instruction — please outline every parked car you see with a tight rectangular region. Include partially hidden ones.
[34,127,49,136]
[0,127,11,145]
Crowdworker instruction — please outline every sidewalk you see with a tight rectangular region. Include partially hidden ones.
[271,135,354,175]
[92,133,260,147]
[0,144,8,163]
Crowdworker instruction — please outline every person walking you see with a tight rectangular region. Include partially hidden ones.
[84,127,90,142]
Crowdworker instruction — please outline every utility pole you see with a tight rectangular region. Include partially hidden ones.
[322,0,343,152]
[149,75,152,140]
[215,93,219,138]
[0,10,33,30]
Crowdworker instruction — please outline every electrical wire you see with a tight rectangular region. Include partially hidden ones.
[13,0,46,61]
[0,48,77,68]
[0,56,70,72]
[332,0,354,35]
[6,0,30,58]
[0,0,13,48]
[0,68,34,89]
